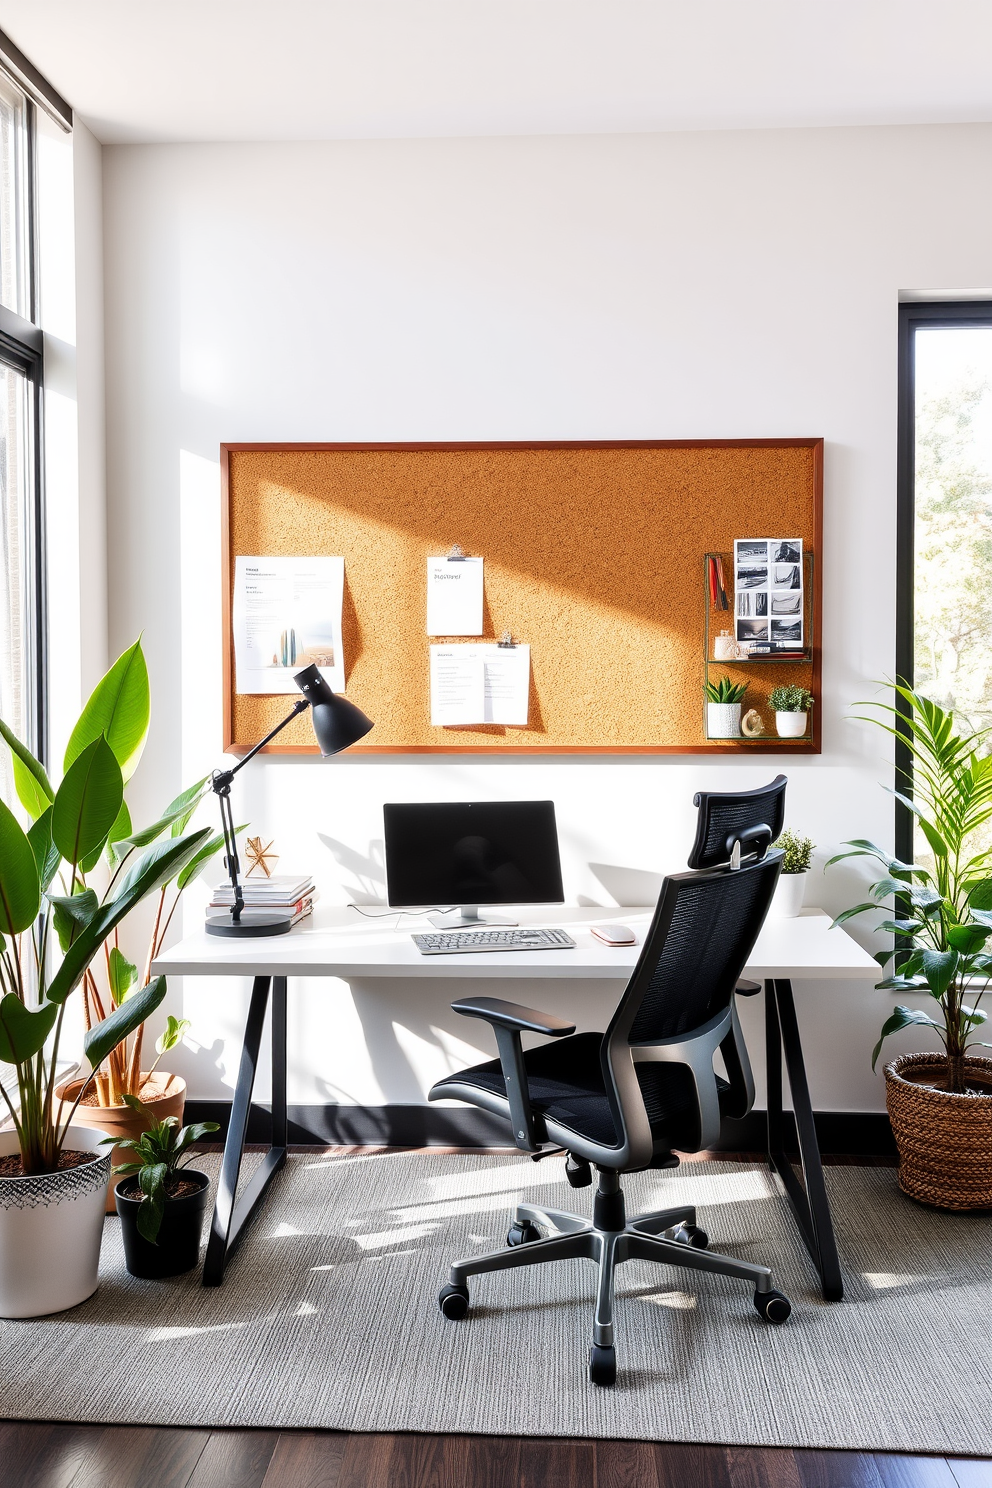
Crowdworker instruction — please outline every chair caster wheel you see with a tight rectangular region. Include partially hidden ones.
[672,1223,708,1249]
[507,1221,542,1247]
[439,1284,469,1320]
[588,1344,617,1386]
[754,1288,792,1324]
[565,1156,592,1189]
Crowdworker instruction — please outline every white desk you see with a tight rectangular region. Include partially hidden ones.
[154,906,877,1297]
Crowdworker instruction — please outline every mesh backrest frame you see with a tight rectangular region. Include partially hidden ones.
[687,774,787,870]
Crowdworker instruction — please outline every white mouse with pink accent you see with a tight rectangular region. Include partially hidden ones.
[590,924,637,946]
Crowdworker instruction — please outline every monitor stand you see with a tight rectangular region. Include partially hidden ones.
[428,906,518,929]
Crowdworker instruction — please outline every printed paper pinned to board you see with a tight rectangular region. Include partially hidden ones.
[233,556,345,694]
[426,556,484,636]
[429,644,530,727]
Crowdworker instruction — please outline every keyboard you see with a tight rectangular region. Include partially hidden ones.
[412,927,577,955]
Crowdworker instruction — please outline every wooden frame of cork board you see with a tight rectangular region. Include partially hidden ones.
[221,440,823,755]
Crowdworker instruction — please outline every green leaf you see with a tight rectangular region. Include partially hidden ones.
[51,737,124,867]
[45,828,211,1005]
[830,902,877,928]
[0,715,54,820]
[175,828,244,893]
[82,975,168,1069]
[876,918,923,936]
[872,1005,943,1070]
[108,947,138,1006]
[49,889,100,953]
[26,808,61,891]
[918,818,949,859]
[165,778,209,838]
[104,800,133,870]
[968,879,992,911]
[922,949,958,1000]
[115,790,209,853]
[0,994,58,1064]
[155,1014,190,1056]
[962,1006,988,1027]
[0,797,42,934]
[947,924,992,955]
[64,640,150,783]
[136,1162,167,1244]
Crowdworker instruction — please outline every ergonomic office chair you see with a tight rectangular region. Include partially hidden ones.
[428,774,790,1386]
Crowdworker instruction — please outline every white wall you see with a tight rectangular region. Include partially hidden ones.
[100,123,992,1115]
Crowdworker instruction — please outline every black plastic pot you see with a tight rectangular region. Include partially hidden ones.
[115,1170,210,1279]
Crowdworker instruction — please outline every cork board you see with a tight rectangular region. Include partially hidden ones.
[221,441,822,754]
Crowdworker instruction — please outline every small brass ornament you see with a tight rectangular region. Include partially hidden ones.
[740,709,765,738]
[245,836,279,877]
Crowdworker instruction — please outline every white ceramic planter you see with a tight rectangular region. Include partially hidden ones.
[772,871,808,918]
[775,710,808,739]
[0,1125,111,1318]
[707,702,741,739]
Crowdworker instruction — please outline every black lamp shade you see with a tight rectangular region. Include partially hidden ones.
[293,663,374,755]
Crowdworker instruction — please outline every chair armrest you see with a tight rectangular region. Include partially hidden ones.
[735,979,762,997]
[450,998,574,1153]
[451,997,576,1037]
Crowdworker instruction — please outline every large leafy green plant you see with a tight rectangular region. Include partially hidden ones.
[828,683,992,1094]
[0,643,216,1174]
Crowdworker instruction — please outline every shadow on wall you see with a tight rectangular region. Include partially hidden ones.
[586,862,664,907]
[319,834,386,904]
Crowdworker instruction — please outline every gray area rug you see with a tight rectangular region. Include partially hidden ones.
[1,1151,990,1452]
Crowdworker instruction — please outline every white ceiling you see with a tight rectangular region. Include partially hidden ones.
[3,0,992,145]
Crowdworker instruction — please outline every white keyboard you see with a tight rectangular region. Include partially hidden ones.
[412,927,577,955]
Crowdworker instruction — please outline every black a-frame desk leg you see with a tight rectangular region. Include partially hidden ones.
[203,974,288,1286]
[765,977,843,1301]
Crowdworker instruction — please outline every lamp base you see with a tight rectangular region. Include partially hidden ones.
[205,909,294,938]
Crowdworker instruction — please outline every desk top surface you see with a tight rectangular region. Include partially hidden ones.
[151,905,878,982]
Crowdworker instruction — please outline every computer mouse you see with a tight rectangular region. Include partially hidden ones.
[590,924,637,946]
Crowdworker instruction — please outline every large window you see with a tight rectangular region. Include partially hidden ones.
[0,62,43,795]
[896,302,992,859]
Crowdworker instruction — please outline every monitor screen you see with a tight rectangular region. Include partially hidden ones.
[383,800,564,909]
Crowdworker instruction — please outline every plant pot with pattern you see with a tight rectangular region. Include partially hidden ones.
[705,677,747,740]
[110,1098,218,1279]
[829,682,992,1209]
[0,643,218,1316]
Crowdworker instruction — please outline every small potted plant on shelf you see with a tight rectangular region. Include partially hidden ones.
[0,652,213,1318]
[828,683,992,1210]
[772,829,814,917]
[769,685,814,739]
[110,1098,218,1279]
[705,676,747,739]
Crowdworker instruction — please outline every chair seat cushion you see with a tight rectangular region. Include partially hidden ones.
[433,1033,733,1152]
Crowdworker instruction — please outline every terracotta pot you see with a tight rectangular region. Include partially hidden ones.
[54,1073,187,1212]
[0,1125,111,1318]
[885,1052,992,1210]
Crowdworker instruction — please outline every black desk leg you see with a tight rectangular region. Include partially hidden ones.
[203,974,289,1286]
[765,977,843,1301]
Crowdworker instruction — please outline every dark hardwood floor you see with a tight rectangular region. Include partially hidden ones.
[1,1423,989,1488]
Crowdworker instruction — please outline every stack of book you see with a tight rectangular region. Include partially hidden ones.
[209,874,317,926]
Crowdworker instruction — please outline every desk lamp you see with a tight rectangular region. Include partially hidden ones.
[206,663,373,937]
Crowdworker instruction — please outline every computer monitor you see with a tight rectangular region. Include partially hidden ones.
[383,800,565,928]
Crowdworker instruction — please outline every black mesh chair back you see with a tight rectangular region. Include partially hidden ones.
[687,774,787,870]
[600,853,782,1160]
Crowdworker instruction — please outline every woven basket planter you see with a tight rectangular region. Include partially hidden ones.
[885,1052,992,1210]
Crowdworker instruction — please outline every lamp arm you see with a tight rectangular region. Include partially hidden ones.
[210,697,311,924]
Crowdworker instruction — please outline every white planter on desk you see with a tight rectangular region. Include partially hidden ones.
[775,710,808,739]
[707,703,741,739]
[771,871,808,918]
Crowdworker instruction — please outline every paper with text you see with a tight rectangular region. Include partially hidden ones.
[233,555,345,694]
[429,643,531,727]
[426,556,484,635]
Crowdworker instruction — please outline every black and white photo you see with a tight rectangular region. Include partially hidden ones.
[734,537,803,647]
[773,540,801,564]
[773,563,801,589]
[770,591,801,615]
[738,618,769,640]
[771,618,802,642]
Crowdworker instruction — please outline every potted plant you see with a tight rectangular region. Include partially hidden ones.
[110,1098,218,1279]
[768,685,814,739]
[2,641,233,1209]
[772,829,814,916]
[705,676,747,739]
[0,656,213,1317]
[828,683,992,1209]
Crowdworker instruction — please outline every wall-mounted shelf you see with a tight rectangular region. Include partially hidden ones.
[703,551,819,750]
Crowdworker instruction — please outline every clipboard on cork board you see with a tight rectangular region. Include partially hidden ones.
[220,439,823,755]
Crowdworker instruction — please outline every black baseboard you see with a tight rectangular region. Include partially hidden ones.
[185,1101,897,1157]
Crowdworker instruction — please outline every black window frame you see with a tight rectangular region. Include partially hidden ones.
[0,82,47,765]
[895,299,992,864]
